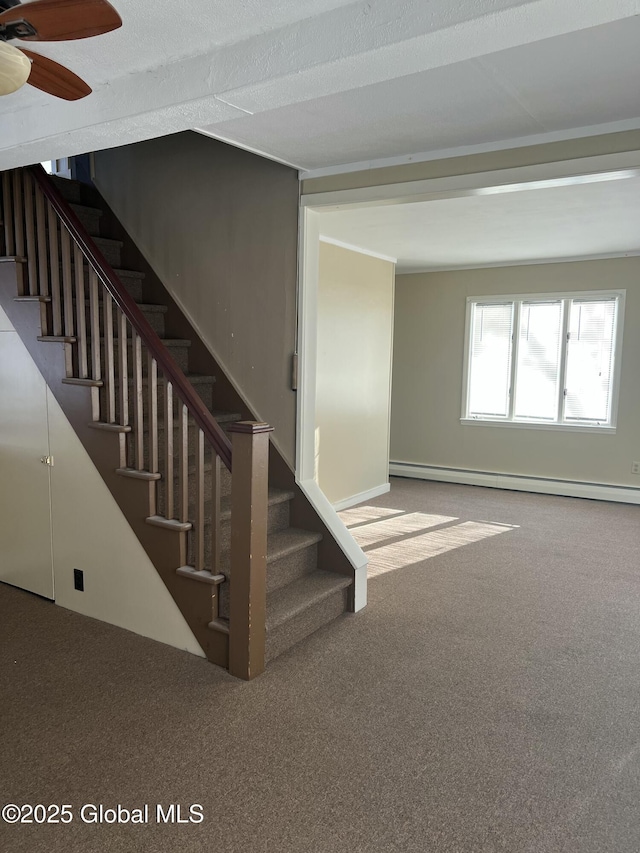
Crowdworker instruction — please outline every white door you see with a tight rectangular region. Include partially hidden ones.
[0,309,54,599]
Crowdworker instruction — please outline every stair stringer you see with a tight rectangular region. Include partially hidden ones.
[0,258,229,667]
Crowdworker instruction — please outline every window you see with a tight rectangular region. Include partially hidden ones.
[462,291,624,431]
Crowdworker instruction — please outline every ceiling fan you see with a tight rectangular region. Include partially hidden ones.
[0,0,121,100]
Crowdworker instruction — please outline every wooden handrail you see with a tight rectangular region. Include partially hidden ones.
[27,164,233,471]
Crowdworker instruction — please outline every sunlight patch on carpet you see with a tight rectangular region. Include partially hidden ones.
[339,506,405,528]
[345,512,458,548]
[366,521,516,578]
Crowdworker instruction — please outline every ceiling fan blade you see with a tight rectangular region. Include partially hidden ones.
[0,0,121,42]
[22,48,90,99]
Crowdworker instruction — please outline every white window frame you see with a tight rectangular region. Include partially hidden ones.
[461,289,625,434]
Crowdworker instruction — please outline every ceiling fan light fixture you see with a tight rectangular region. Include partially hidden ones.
[0,40,30,94]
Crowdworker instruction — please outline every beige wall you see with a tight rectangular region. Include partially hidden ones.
[93,132,299,466]
[391,258,640,487]
[316,241,395,505]
[0,306,204,656]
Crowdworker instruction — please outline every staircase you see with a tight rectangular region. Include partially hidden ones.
[0,166,354,678]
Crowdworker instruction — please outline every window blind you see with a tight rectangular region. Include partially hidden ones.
[514,301,563,421]
[564,299,616,423]
[468,302,513,418]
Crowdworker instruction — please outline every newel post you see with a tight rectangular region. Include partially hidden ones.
[227,421,273,680]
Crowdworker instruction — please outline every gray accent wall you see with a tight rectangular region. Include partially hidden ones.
[93,132,299,466]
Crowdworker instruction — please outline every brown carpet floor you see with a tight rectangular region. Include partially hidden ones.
[2,477,640,852]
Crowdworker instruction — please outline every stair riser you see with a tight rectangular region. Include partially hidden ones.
[264,541,318,594]
[94,241,121,268]
[218,544,321,621]
[108,340,190,374]
[69,204,102,237]
[127,417,228,468]
[99,386,218,429]
[105,306,165,337]
[154,460,231,510]
[183,500,292,565]
[50,176,82,203]
[63,265,144,301]
[155,466,234,516]
[216,500,290,554]
[219,540,318,594]
[121,439,218,477]
[74,303,166,338]
[173,462,233,505]
[105,272,143,302]
[120,385,222,422]
[37,267,145,337]
[266,588,348,663]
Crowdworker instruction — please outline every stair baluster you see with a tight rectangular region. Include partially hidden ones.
[102,290,116,422]
[47,201,62,337]
[88,269,101,382]
[23,172,37,295]
[147,354,159,474]
[35,186,48,299]
[73,243,88,377]
[12,171,24,261]
[2,172,14,256]
[211,453,221,574]
[164,378,174,517]
[177,403,189,523]
[116,307,128,426]
[194,428,205,571]
[132,331,144,470]
[60,225,74,340]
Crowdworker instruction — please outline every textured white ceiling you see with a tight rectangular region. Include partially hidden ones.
[204,16,640,170]
[317,177,640,270]
[0,0,638,171]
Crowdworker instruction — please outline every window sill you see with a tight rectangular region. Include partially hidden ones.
[460,418,616,435]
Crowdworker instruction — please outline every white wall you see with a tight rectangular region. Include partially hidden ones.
[391,257,640,488]
[0,306,204,656]
[316,241,395,506]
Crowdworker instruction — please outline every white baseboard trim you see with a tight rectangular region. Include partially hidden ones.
[389,462,640,505]
[332,482,391,512]
[296,478,368,612]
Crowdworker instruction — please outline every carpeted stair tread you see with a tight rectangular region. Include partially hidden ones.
[103,336,191,347]
[69,203,103,235]
[126,373,216,386]
[217,528,320,576]
[266,571,351,632]
[114,374,220,394]
[81,299,166,313]
[66,264,145,280]
[69,203,103,218]
[110,267,145,280]
[218,487,294,521]
[203,410,238,424]
[157,411,240,434]
[265,527,322,563]
[87,235,123,252]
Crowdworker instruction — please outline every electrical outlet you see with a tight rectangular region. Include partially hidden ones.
[632,462,640,475]
[73,569,84,591]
